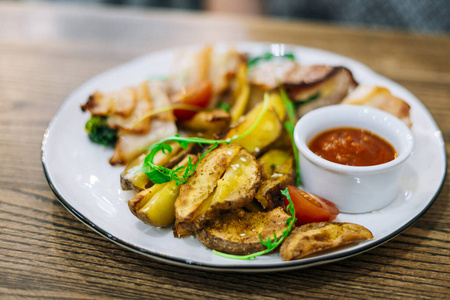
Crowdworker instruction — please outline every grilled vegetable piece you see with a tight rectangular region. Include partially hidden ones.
[255,150,296,210]
[177,109,231,134]
[280,222,373,261]
[120,142,199,192]
[85,116,118,147]
[174,145,261,236]
[128,155,199,226]
[284,66,358,117]
[341,85,412,127]
[218,98,283,156]
[196,207,290,255]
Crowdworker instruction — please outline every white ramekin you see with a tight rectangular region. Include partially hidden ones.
[294,105,414,213]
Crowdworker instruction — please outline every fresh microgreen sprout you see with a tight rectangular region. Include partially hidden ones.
[247,52,296,71]
[278,86,301,186]
[140,93,270,185]
[217,101,231,112]
[212,187,297,260]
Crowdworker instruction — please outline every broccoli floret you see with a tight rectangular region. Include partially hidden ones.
[85,116,117,147]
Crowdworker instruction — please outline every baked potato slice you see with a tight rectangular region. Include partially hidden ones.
[194,147,261,227]
[128,154,199,226]
[174,145,261,236]
[174,144,242,236]
[177,109,231,135]
[255,149,296,210]
[196,207,290,255]
[218,99,283,156]
[120,141,199,192]
[280,222,373,261]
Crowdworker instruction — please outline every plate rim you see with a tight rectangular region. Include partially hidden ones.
[41,42,448,272]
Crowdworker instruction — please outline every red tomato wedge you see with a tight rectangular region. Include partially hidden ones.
[284,185,339,225]
[172,81,212,120]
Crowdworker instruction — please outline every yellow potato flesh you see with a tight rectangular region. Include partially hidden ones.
[258,149,292,179]
[139,181,180,227]
[227,106,282,155]
[230,64,250,124]
[192,149,257,221]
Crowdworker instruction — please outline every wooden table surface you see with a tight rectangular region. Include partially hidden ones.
[1,2,449,299]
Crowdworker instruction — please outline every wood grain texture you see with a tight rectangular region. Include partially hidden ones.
[0,2,449,299]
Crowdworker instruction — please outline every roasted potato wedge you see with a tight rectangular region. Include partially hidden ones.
[177,109,231,134]
[218,100,283,156]
[128,154,199,226]
[120,142,199,192]
[229,63,250,123]
[196,207,290,255]
[255,149,296,210]
[174,144,261,236]
[280,222,373,261]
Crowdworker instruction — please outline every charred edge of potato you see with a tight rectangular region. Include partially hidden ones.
[120,142,200,192]
[280,222,373,261]
[196,207,290,255]
[177,109,231,135]
[128,154,199,226]
[255,150,296,210]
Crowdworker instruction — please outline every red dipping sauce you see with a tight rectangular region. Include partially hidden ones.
[308,127,397,166]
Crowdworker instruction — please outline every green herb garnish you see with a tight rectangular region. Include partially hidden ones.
[212,187,297,260]
[299,92,321,106]
[217,101,231,112]
[279,86,301,186]
[85,116,117,147]
[141,93,270,185]
[247,52,295,71]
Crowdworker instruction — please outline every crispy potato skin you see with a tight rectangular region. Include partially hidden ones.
[280,222,373,261]
[174,145,261,236]
[196,207,290,255]
[174,145,242,233]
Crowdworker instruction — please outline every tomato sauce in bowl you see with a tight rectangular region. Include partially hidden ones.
[308,127,397,166]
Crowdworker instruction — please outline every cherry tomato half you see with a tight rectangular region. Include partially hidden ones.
[284,185,339,225]
[173,81,212,120]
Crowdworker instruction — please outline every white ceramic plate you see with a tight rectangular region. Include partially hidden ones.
[42,42,446,272]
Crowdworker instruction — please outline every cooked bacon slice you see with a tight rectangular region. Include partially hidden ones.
[106,81,152,133]
[109,119,177,165]
[81,86,137,117]
[249,60,335,90]
[341,85,412,127]
[209,48,244,98]
[169,46,212,95]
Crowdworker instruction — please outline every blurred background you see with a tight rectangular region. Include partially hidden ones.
[10,0,450,34]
